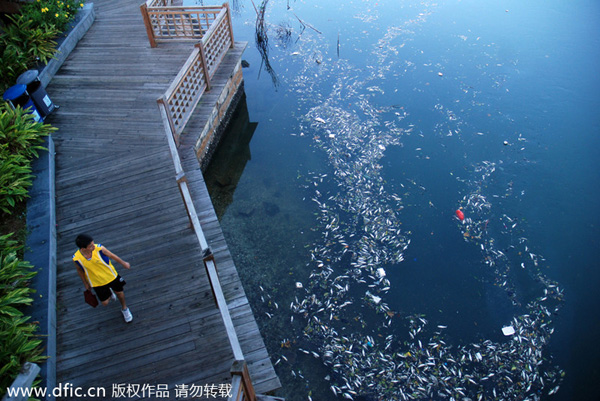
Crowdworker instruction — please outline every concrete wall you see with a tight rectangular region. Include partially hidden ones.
[194,60,245,172]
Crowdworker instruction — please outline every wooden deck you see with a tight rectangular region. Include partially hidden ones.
[47,0,280,399]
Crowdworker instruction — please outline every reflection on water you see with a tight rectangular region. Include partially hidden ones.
[205,96,257,220]
[255,0,279,87]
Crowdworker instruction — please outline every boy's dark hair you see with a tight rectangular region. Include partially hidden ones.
[75,234,93,249]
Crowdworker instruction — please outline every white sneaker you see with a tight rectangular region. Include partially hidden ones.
[109,288,117,302]
[121,307,133,323]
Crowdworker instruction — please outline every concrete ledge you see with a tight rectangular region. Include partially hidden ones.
[194,58,246,172]
[23,136,56,401]
[1,362,41,401]
[197,79,246,172]
[40,3,96,88]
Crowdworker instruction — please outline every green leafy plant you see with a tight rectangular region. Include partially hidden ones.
[0,48,29,93]
[0,13,59,89]
[0,103,55,215]
[1,13,59,64]
[0,234,45,399]
[0,0,83,91]
[21,0,84,32]
[0,153,33,215]
[0,103,55,159]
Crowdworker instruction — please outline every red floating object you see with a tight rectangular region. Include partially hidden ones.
[455,209,465,221]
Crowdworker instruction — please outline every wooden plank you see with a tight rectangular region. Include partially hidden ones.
[49,0,280,396]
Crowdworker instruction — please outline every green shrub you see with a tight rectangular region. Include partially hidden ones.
[0,102,55,159]
[21,0,85,32]
[0,0,83,90]
[0,43,30,92]
[0,153,33,215]
[0,1,68,395]
[0,234,45,399]
[0,103,55,214]
[0,14,59,88]
[1,13,60,65]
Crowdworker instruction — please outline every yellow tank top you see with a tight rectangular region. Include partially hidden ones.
[73,244,118,287]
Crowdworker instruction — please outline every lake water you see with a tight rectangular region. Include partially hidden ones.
[190,0,599,399]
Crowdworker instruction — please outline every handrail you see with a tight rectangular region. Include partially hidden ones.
[152,4,257,399]
[155,3,234,144]
[159,44,209,144]
[140,1,225,47]
[147,6,222,11]
[157,97,209,252]
[200,6,232,79]
[230,360,257,401]
[157,97,257,401]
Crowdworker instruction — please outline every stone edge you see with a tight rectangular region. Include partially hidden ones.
[39,3,96,88]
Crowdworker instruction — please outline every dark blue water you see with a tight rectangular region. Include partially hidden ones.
[194,0,599,399]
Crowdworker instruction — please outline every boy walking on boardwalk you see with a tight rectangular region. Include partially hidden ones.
[73,234,133,322]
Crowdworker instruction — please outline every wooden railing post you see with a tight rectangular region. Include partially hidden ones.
[176,172,195,229]
[202,252,219,309]
[223,2,235,48]
[195,42,212,91]
[231,360,257,401]
[157,97,178,146]
[140,2,157,48]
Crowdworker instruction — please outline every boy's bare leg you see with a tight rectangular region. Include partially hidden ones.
[115,291,127,310]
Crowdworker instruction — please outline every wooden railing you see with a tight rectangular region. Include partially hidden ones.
[154,3,234,144]
[140,0,232,48]
[157,89,257,401]
[153,5,261,400]
[230,360,257,401]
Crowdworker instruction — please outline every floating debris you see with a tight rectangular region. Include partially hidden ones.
[502,325,516,336]
[247,2,566,399]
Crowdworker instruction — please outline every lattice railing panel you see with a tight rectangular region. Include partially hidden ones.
[148,10,218,40]
[202,11,232,78]
[155,3,235,142]
[165,50,208,137]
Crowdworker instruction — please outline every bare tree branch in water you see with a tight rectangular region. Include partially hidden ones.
[254,0,279,87]
[293,12,322,34]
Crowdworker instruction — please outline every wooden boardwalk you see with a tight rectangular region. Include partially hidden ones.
[47,0,280,399]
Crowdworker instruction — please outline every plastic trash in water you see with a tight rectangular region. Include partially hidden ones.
[502,326,516,336]
[366,291,382,304]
